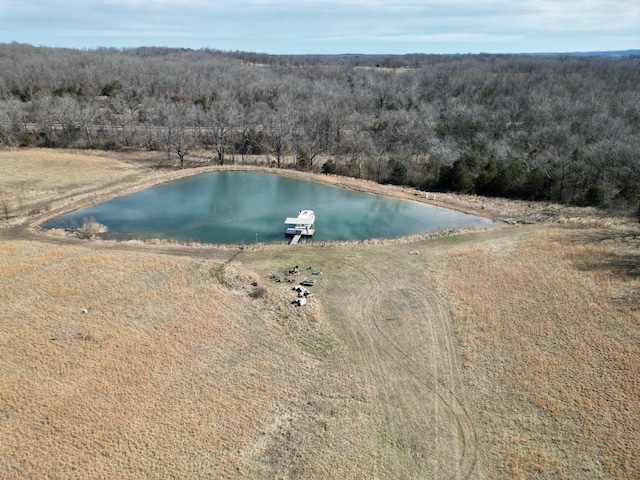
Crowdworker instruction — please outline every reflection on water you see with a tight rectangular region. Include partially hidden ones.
[42,171,497,244]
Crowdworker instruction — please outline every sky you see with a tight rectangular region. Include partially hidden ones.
[1,0,638,55]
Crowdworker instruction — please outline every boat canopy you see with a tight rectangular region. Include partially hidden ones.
[284,217,314,225]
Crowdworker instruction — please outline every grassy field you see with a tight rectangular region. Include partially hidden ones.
[1,149,638,479]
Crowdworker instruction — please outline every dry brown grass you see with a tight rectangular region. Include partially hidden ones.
[0,241,370,479]
[1,148,639,479]
[238,227,639,479]
[0,149,142,221]
[427,227,640,479]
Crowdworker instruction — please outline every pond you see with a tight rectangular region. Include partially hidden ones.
[42,171,497,244]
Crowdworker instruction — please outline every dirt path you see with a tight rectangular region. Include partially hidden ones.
[0,224,237,262]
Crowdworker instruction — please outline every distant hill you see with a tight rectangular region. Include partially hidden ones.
[530,49,640,58]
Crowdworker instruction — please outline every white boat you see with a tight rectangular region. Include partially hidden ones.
[284,210,315,237]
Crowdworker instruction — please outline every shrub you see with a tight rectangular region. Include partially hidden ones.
[28,203,51,216]
[438,159,473,192]
[585,186,605,206]
[387,159,408,185]
[249,286,268,299]
[296,149,310,170]
[101,80,123,97]
[20,132,36,146]
[1,198,10,219]
[77,217,108,239]
[474,159,499,195]
[321,159,337,175]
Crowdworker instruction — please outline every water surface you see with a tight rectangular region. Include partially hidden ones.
[42,171,497,244]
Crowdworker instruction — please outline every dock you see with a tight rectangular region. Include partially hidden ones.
[285,210,315,245]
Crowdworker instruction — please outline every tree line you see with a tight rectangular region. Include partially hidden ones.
[1,42,639,207]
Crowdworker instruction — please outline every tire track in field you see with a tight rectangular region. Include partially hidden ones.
[320,257,402,477]
[371,283,478,479]
[331,257,477,479]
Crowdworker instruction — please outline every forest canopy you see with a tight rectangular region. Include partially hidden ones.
[1,43,639,206]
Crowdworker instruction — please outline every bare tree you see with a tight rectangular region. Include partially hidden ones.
[235,104,258,165]
[0,98,27,145]
[76,98,99,147]
[263,99,293,168]
[205,93,239,165]
[50,95,83,146]
[294,97,336,170]
[106,87,144,147]
[158,100,198,168]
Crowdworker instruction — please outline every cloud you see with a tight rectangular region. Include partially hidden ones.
[0,0,638,53]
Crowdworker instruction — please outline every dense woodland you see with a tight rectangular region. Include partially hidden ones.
[1,43,639,207]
